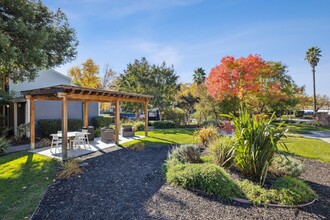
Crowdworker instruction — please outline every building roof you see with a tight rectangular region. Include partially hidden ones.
[21,84,152,103]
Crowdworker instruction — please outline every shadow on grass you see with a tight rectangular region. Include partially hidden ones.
[0,152,58,219]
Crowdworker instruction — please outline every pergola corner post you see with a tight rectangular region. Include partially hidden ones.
[61,94,68,160]
[115,99,120,145]
[144,100,149,137]
[83,100,89,127]
[27,96,35,150]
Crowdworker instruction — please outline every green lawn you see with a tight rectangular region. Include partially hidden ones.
[122,128,197,147]
[124,128,330,163]
[284,123,330,134]
[282,137,330,163]
[0,152,58,220]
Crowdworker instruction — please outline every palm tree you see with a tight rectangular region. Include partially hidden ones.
[193,67,206,85]
[305,47,322,114]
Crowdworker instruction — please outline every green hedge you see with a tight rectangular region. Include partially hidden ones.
[91,116,114,128]
[153,120,177,129]
[38,119,83,137]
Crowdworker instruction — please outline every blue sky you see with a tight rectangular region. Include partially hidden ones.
[44,0,330,96]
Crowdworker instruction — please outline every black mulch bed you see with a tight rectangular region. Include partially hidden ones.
[32,146,330,220]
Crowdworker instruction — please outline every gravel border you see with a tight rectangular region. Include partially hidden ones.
[31,146,330,219]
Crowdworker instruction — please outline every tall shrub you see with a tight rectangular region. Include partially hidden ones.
[224,109,287,185]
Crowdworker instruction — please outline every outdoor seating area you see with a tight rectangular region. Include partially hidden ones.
[31,135,143,159]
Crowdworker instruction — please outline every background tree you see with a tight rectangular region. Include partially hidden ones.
[99,64,117,111]
[193,67,206,85]
[206,55,299,113]
[0,0,78,83]
[305,47,322,114]
[68,58,101,88]
[117,58,179,119]
[0,0,78,126]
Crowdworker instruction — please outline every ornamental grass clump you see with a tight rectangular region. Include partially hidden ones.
[194,125,219,147]
[224,108,287,185]
[208,137,234,167]
[57,159,83,179]
[168,144,201,164]
[268,154,304,177]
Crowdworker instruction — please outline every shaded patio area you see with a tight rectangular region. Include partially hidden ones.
[29,135,143,159]
[21,84,152,160]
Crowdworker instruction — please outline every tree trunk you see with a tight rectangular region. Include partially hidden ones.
[312,66,317,115]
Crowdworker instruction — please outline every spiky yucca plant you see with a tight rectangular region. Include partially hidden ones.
[224,109,287,185]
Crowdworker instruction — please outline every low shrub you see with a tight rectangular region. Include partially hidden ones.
[168,144,201,164]
[272,176,316,205]
[237,180,278,206]
[237,177,316,205]
[127,141,145,150]
[200,119,219,128]
[91,116,114,129]
[268,154,304,177]
[57,159,83,179]
[38,119,83,137]
[208,137,234,167]
[194,125,219,147]
[166,163,242,199]
[153,120,177,129]
[163,107,186,126]
[0,136,9,155]
[134,121,145,131]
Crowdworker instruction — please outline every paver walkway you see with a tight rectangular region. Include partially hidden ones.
[303,131,330,144]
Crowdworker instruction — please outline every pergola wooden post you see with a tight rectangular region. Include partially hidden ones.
[144,100,149,137]
[27,96,35,150]
[115,99,120,144]
[60,94,68,160]
[84,101,88,127]
[22,85,152,160]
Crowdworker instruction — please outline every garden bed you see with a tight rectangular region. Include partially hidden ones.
[30,146,330,219]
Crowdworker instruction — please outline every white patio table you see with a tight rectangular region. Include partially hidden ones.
[50,132,90,149]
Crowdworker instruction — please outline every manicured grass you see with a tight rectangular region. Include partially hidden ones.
[284,123,330,134]
[122,128,197,148]
[124,128,330,163]
[282,137,330,163]
[0,152,58,220]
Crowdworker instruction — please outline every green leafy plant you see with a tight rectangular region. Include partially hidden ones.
[153,120,177,129]
[57,159,83,179]
[168,144,201,164]
[91,116,114,129]
[134,121,145,131]
[194,125,219,147]
[166,163,242,198]
[163,107,186,126]
[208,137,234,167]
[272,176,316,205]
[14,123,30,142]
[223,108,287,185]
[268,154,304,177]
[0,136,10,155]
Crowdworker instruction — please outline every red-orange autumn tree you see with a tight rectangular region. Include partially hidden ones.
[206,54,295,112]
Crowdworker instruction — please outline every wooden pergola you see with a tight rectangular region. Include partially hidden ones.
[21,84,153,160]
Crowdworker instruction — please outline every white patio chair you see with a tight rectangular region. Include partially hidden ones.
[81,129,90,148]
[50,135,62,154]
[70,133,87,150]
